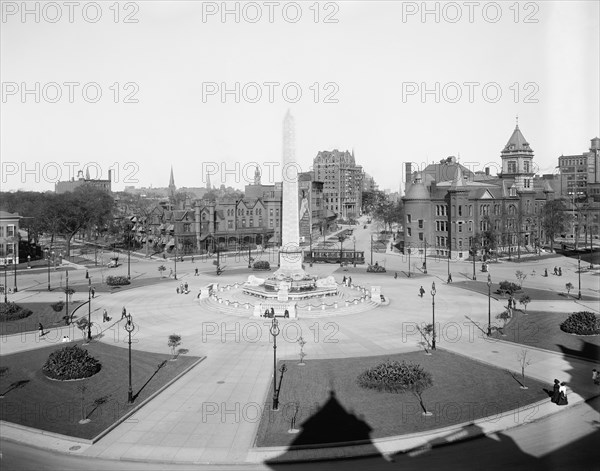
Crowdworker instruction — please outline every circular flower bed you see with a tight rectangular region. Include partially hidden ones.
[253,260,271,270]
[43,345,101,380]
[560,311,600,335]
[0,302,33,322]
[367,264,386,273]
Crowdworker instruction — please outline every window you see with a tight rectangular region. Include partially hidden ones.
[270,208,273,217]
[468,221,473,232]
[418,219,423,229]
[228,220,233,229]
[458,206,462,216]
[418,232,424,241]
[458,222,463,232]
[524,161,530,173]
[407,227,412,237]
[407,214,412,223]
[469,205,473,216]
[508,161,517,173]
[242,219,246,227]
[270,219,274,227]
[249,218,253,226]
[0,227,3,237]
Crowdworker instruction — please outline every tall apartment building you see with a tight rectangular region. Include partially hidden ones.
[557,137,600,199]
[313,149,363,219]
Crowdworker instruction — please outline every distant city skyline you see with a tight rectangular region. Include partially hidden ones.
[1,1,598,193]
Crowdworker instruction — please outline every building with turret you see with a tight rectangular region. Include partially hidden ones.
[402,123,556,259]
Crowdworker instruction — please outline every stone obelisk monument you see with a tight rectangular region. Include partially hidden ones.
[274,110,306,279]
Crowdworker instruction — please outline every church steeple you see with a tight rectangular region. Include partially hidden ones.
[168,166,176,201]
[206,168,211,190]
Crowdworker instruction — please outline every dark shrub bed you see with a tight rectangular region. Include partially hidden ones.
[43,345,101,380]
[253,260,271,270]
[560,311,600,335]
[106,275,130,286]
[497,281,521,295]
[367,264,386,273]
[0,302,33,322]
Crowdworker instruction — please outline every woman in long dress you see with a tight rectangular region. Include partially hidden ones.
[550,379,560,404]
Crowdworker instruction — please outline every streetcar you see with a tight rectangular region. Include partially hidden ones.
[304,249,365,264]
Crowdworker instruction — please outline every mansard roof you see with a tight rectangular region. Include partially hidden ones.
[502,125,534,154]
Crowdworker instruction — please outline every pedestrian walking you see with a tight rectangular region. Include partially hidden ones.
[169,268,173,278]
[557,382,568,405]
[553,266,557,275]
[184,282,188,291]
[176,287,180,294]
[592,369,599,385]
[191,255,195,263]
[544,268,548,277]
[558,267,562,276]
[91,287,96,298]
[38,323,45,337]
[419,286,425,298]
[394,272,398,279]
[342,275,346,285]
[270,307,275,317]
[348,276,352,286]
[197,289,202,299]
[102,309,107,322]
[447,273,453,283]
[550,379,560,403]
[121,306,127,319]
[195,268,199,276]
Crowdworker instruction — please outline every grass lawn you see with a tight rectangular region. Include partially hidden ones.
[0,302,83,336]
[451,281,599,303]
[255,350,547,447]
[0,341,200,439]
[491,309,600,361]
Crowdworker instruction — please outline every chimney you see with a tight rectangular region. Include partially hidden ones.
[405,163,412,183]
[485,167,490,176]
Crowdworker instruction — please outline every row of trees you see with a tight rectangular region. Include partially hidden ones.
[362,190,403,232]
[1,186,115,259]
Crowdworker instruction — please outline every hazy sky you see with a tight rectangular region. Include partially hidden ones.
[1,1,598,193]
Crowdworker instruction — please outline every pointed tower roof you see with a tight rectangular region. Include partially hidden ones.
[449,164,469,192]
[85,167,91,180]
[169,166,175,188]
[502,124,533,154]
[206,169,211,190]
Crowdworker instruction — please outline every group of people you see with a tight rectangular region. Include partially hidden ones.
[507,296,517,310]
[550,379,569,405]
[342,275,352,287]
[176,282,190,294]
[262,307,290,318]
[553,266,563,276]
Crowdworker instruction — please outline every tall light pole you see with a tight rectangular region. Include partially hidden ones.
[472,241,477,281]
[124,313,135,403]
[87,277,93,341]
[248,244,252,269]
[431,282,436,350]
[353,236,356,267]
[370,234,373,265]
[270,318,281,411]
[3,262,7,303]
[487,274,492,336]
[46,249,51,291]
[578,254,582,300]
[173,233,178,280]
[64,269,70,325]
[127,222,131,280]
[423,238,427,274]
[447,242,451,281]
[13,254,17,292]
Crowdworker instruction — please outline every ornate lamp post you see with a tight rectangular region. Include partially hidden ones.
[45,249,51,291]
[408,244,411,278]
[65,269,69,325]
[472,241,477,281]
[578,254,582,300]
[270,317,281,410]
[3,262,7,303]
[423,238,427,274]
[127,222,131,280]
[13,253,17,292]
[431,282,436,350]
[353,236,356,267]
[87,277,93,342]
[487,274,492,336]
[124,313,135,403]
[248,244,252,269]
[370,234,373,266]
[447,243,451,281]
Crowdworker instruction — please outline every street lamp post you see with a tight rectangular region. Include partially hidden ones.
[487,274,492,336]
[447,244,451,281]
[174,234,178,280]
[431,282,436,350]
[472,242,477,281]
[248,244,252,269]
[270,317,281,411]
[127,224,131,280]
[3,262,7,303]
[423,238,427,274]
[87,277,93,342]
[46,249,51,291]
[408,245,411,278]
[13,255,17,292]
[65,269,69,325]
[578,254,582,300]
[370,234,373,266]
[124,313,134,403]
[353,236,356,267]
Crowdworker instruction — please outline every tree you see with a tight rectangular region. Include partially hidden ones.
[168,334,182,359]
[565,282,573,297]
[474,216,499,260]
[373,198,403,233]
[76,317,92,342]
[357,360,433,415]
[418,323,435,353]
[515,270,527,288]
[43,186,115,259]
[519,294,531,312]
[116,193,160,257]
[516,349,532,389]
[158,265,166,278]
[540,199,572,251]
[496,310,511,335]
